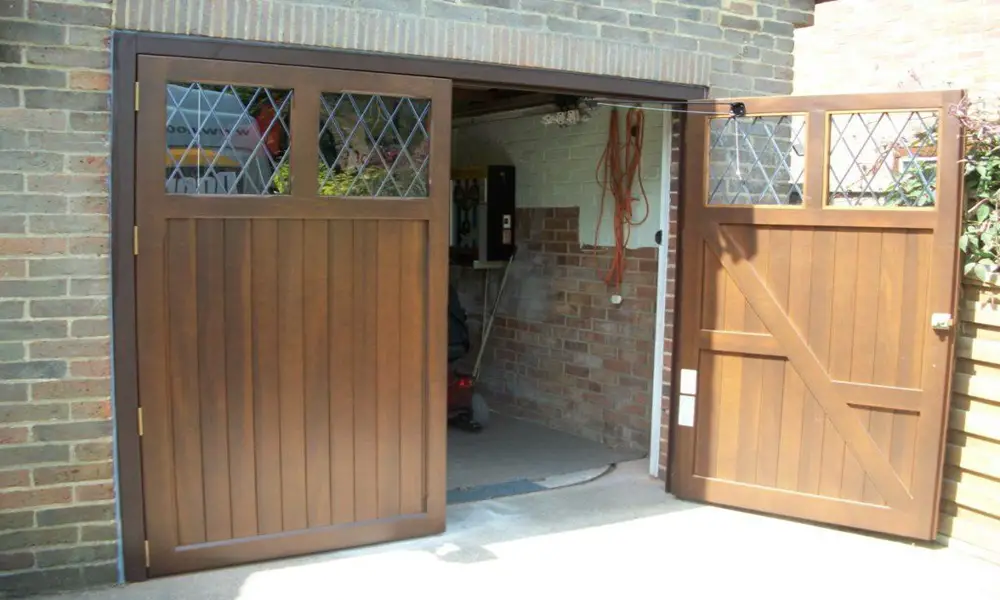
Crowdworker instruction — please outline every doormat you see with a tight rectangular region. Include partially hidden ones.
[447,479,546,505]
[445,465,615,505]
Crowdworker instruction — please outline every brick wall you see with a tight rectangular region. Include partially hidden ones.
[115,0,814,98]
[795,0,1000,110]
[0,0,814,594]
[451,107,669,451]
[473,208,659,450]
[0,0,117,596]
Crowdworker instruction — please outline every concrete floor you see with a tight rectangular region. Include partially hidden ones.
[39,459,1000,600]
[446,413,644,491]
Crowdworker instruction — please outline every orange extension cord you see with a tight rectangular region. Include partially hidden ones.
[594,107,650,291]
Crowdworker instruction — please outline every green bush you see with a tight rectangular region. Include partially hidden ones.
[271,162,426,197]
[889,99,999,282]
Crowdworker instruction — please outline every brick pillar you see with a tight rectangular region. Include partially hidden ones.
[0,1,117,595]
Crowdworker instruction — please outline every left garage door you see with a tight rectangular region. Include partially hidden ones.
[133,56,451,576]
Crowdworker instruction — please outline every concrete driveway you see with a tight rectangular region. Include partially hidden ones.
[39,460,999,600]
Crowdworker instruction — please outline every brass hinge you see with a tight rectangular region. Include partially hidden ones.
[135,82,140,112]
[144,540,150,568]
[133,225,139,256]
[137,406,143,436]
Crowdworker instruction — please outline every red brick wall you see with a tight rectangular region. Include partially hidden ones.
[453,114,682,459]
[457,207,657,452]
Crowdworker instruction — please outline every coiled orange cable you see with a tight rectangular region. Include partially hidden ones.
[594,107,650,291]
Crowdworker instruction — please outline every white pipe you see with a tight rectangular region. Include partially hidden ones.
[649,112,673,478]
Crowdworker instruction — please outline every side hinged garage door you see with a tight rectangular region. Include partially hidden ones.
[133,56,451,575]
[671,91,965,539]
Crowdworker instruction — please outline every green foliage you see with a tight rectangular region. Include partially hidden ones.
[959,132,1000,282]
[271,162,426,197]
[889,101,1000,282]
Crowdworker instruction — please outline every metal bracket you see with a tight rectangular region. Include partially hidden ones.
[930,313,954,331]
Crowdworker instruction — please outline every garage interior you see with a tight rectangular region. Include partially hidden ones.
[443,85,668,502]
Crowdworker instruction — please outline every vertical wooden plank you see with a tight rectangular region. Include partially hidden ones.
[733,225,766,484]
[757,227,792,487]
[329,220,356,524]
[354,221,380,522]
[693,351,720,478]
[915,94,966,534]
[777,228,813,490]
[702,237,725,331]
[277,219,307,532]
[197,220,233,542]
[891,233,930,493]
[224,219,258,539]
[399,222,426,514]
[715,242,746,481]
[819,229,858,497]
[743,226,769,334]
[736,355,764,484]
[798,229,835,494]
[841,231,882,501]
[168,220,207,546]
[896,233,922,389]
[423,78,452,524]
[695,245,724,479]
[376,221,402,519]
[865,231,906,504]
[251,220,283,535]
[303,220,331,527]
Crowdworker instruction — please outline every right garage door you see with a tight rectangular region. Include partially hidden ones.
[671,91,965,539]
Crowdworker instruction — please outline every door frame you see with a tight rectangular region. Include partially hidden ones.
[110,30,707,582]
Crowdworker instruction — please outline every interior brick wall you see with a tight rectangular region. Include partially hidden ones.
[450,108,678,454]
[463,207,660,451]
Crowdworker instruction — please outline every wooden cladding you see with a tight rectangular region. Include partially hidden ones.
[672,91,965,540]
[163,218,429,545]
[939,279,1000,560]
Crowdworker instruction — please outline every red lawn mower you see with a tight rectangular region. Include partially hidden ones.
[446,254,513,433]
[447,283,490,432]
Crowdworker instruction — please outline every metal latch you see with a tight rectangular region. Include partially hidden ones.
[930,313,954,331]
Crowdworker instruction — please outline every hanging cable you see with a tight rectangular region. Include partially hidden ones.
[594,107,650,292]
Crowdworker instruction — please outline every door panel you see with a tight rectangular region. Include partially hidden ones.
[135,56,450,575]
[671,91,965,539]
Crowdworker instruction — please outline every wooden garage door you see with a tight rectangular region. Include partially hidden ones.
[134,56,451,575]
[671,91,965,539]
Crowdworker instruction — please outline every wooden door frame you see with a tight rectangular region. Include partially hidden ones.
[110,30,707,582]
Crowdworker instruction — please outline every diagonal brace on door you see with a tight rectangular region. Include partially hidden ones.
[701,222,915,510]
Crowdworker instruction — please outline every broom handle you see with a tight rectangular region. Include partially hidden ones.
[472,252,515,381]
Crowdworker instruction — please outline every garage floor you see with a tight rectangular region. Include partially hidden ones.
[446,414,644,503]
[40,460,1000,600]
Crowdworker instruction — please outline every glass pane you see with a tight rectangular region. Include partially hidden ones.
[166,82,292,195]
[318,93,430,198]
[707,115,806,205]
[828,111,938,207]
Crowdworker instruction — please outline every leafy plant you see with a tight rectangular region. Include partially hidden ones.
[955,99,1000,282]
[271,162,427,197]
[887,98,1000,282]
